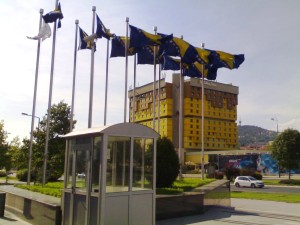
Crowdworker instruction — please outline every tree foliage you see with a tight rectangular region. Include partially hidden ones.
[156,137,179,188]
[33,101,75,181]
[9,101,75,182]
[271,128,300,179]
[0,120,11,172]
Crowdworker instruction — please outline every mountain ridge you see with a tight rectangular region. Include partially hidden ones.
[238,125,277,147]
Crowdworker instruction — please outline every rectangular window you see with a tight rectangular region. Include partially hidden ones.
[133,138,154,191]
[106,136,130,193]
[91,136,102,192]
[66,140,73,189]
[74,137,91,192]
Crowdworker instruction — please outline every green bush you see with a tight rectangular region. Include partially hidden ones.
[156,137,179,188]
[225,167,240,181]
[215,171,224,179]
[0,171,6,177]
[279,179,300,185]
[206,171,224,179]
[16,169,35,182]
[240,168,263,180]
[252,171,263,180]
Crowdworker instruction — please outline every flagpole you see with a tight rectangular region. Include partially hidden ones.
[70,20,79,132]
[152,26,157,131]
[43,0,59,187]
[178,35,185,179]
[178,58,183,179]
[158,64,161,134]
[132,54,137,123]
[27,8,44,185]
[104,29,110,126]
[88,6,96,128]
[201,42,205,180]
[124,17,129,123]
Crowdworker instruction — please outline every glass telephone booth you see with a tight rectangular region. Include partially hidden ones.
[62,123,159,225]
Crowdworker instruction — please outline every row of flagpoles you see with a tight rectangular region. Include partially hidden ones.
[27,2,245,185]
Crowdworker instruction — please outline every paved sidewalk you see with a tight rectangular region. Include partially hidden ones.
[157,199,300,225]
[0,211,32,225]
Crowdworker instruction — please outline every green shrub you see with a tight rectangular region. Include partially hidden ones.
[0,171,6,177]
[215,171,224,179]
[252,171,263,180]
[279,179,300,185]
[240,168,263,180]
[225,167,240,181]
[206,171,224,179]
[16,169,35,182]
[156,137,179,188]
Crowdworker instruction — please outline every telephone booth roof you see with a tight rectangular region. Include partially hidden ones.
[63,122,160,139]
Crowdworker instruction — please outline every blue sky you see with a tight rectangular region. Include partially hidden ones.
[1,0,300,141]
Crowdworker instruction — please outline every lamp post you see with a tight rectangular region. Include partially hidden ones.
[22,112,41,184]
[271,117,278,133]
[22,113,41,131]
[271,117,280,177]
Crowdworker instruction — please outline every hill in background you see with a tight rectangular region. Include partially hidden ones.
[238,125,277,147]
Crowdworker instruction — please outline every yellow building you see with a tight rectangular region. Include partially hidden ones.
[128,74,238,164]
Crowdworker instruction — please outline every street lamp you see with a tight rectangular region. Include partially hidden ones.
[271,116,280,177]
[271,117,278,133]
[22,112,41,185]
[22,113,41,131]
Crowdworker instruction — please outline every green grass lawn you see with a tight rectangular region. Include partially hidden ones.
[0,176,18,181]
[157,178,215,195]
[13,177,300,203]
[15,182,64,198]
[263,179,300,186]
[231,191,300,203]
[15,178,216,197]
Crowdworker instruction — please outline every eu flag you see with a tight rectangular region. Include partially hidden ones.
[137,46,160,64]
[159,34,198,64]
[96,14,113,40]
[78,27,95,51]
[43,2,63,27]
[110,36,136,57]
[129,25,161,48]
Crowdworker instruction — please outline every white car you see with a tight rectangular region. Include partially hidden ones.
[234,176,264,188]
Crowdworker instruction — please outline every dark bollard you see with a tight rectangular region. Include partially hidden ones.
[0,192,6,217]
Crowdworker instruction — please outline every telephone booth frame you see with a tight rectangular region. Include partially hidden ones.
[62,123,159,225]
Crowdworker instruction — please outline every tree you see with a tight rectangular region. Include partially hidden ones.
[32,101,75,182]
[156,137,179,188]
[0,120,12,182]
[271,128,300,179]
[9,137,27,170]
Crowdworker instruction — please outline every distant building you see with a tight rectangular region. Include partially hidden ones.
[128,74,239,164]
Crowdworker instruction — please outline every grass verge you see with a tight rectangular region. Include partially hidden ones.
[231,191,300,203]
[15,182,63,198]
[15,178,216,197]
[263,179,300,186]
[157,178,215,195]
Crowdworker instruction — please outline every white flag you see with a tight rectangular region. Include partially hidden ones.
[27,22,51,41]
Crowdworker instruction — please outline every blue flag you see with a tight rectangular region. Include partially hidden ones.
[43,2,63,28]
[137,46,160,64]
[162,55,217,80]
[78,27,96,51]
[129,25,161,48]
[159,34,198,64]
[96,14,113,40]
[110,36,135,57]
[208,50,245,70]
[161,55,181,71]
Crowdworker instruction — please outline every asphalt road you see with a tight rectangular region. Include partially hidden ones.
[231,184,300,194]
